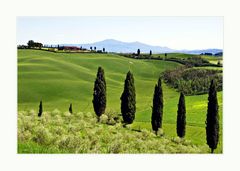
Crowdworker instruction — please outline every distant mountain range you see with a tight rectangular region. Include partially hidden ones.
[58,39,222,54]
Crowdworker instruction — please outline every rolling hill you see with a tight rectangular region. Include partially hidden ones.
[18,49,222,153]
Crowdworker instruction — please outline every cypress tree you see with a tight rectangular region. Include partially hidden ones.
[137,49,140,56]
[93,67,106,121]
[151,77,163,135]
[38,100,43,117]
[69,103,73,114]
[120,71,136,125]
[206,80,219,153]
[177,92,186,138]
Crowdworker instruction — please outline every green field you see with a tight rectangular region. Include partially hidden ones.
[18,49,223,153]
[201,55,223,65]
[152,53,194,59]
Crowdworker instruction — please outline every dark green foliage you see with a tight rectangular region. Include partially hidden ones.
[206,80,219,153]
[177,92,186,138]
[165,56,210,67]
[121,71,136,124]
[150,50,152,56]
[69,103,73,114]
[103,48,105,52]
[27,40,35,48]
[151,77,163,135]
[117,53,218,67]
[93,67,106,120]
[137,49,140,56]
[38,101,43,117]
[163,67,222,95]
[27,40,43,49]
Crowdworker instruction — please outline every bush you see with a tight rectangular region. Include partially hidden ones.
[18,110,210,153]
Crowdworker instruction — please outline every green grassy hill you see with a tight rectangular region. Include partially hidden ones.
[18,49,223,153]
[152,53,194,59]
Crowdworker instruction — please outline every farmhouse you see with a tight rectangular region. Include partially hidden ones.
[62,46,81,51]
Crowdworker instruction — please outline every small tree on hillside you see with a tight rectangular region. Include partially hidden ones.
[90,46,92,51]
[137,49,140,57]
[38,100,43,117]
[93,67,106,121]
[151,77,163,135]
[206,80,219,153]
[103,48,105,52]
[94,47,96,51]
[27,40,35,48]
[121,71,136,125]
[150,50,152,56]
[177,92,186,138]
[69,103,73,114]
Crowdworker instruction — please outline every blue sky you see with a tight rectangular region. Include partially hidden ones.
[17,16,223,50]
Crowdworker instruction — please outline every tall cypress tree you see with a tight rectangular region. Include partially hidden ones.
[151,77,163,135]
[93,67,106,121]
[120,71,136,125]
[69,103,73,114]
[206,80,219,153]
[177,92,186,138]
[137,49,140,56]
[38,100,43,117]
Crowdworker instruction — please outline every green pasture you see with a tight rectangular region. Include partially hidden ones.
[18,49,223,152]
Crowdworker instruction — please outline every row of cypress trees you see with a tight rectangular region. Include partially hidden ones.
[37,66,219,153]
[151,77,186,138]
[92,66,219,153]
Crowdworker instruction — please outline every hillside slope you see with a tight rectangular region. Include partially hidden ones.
[18,50,222,152]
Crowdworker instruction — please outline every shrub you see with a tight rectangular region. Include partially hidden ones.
[100,114,108,124]
[18,110,211,154]
[52,109,61,116]
[32,126,52,145]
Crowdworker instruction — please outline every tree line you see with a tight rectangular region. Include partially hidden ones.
[162,66,223,95]
[37,66,219,153]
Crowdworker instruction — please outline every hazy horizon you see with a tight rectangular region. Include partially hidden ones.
[17,16,223,50]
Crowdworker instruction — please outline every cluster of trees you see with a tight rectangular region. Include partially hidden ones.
[36,66,219,153]
[18,40,108,53]
[27,40,43,49]
[165,56,212,67]
[162,67,222,95]
[89,46,106,53]
[200,52,223,57]
[119,51,221,67]
[17,40,43,49]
